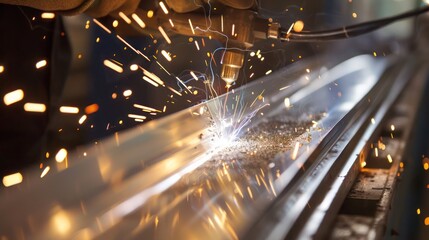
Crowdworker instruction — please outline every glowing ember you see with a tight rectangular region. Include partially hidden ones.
[128,114,147,120]
[293,20,304,32]
[36,60,47,69]
[130,64,139,71]
[158,26,172,44]
[78,115,87,124]
[104,59,123,73]
[40,166,50,178]
[190,71,198,81]
[41,12,55,19]
[123,90,133,97]
[55,148,68,163]
[161,50,172,61]
[3,89,24,105]
[132,14,146,29]
[24,102,46,112]
[85,103,99,114]
[2,172,23,187]
[118,12,131,24]
[159,1,169,14]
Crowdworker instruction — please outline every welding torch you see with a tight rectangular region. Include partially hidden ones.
[125,1,429,87]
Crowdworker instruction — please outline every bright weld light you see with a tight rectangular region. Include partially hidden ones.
[118,12,131,24]
[128,114,146,120]
[143,76,159,87]
[158,26,171,44]
[40,166,50,178]
[104,59,123,73]
[130,64,139,71]
[3,89,24,105]
[2,172,23,187]
[161,50,172,61]
[291,142,300,160]
[78,115,87,124]
[36,60,47,69]
[55,148,67,163]
[123,90,132,97]
[131,14,146,29]
[60,106,79,114]
[41,12,55,19]
[159,1,169,14]
[24,103,46,112]
[93,19,112,34]
[188,19,195,35]
[190,71,198,80]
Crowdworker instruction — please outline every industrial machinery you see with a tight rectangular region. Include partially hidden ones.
[1,1,429,240]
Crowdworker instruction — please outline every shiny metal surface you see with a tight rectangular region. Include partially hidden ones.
[0,55,389,239]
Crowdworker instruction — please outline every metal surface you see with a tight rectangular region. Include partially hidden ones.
[0,54,390,239]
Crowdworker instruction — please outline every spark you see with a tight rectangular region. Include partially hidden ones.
[24,103,46,112]
[371,118,375,124]
[293,20,304,32]
[40,166,50,178]
[55,148,67,163]
[158,26,172,44]
[231,24,235,36]
[286,23,294,35]
[391,125,395,131]
[128,114,147,120]
[0,65,4,73]
[130,64,139,71]
[118,12,131,24]
[352,12,358,18]
[140,67,165,86]
[291,142,300,160]
[36,60,47,69]
[143,76,160,87]
[161,50,172,61]
[265,70,272,75]
[131,14,146,29]
[417,208,421,215]
[78,115,87,124]
[60,106,79,114]
[2,172,23,187]
[188,19,195,35]
[3,89,24,105]
[123,90,132,97]
[133,104,160,112]
[221,15,224,32]
[41,12,55,19]
[176,77,192,94]
[85,103,99,114]
[190,71,199,81]
[387,154,393,163]
[194,40,200,51]
[375,148,379,157]
[168,86,183,96]
[147,10,154,18]
[168,18,174,27]
[93,19,111,34]
[159,1,169,14]
[104,59,123,73]
[116,35,146,58]
[279,85,290,91]
[112,20,119,28]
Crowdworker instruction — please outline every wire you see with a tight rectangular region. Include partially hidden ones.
[281,5,429,42]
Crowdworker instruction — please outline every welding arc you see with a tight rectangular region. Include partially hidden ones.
[282,5,429,42]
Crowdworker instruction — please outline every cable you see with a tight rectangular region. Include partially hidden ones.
[281,5,429,42]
